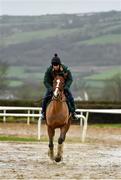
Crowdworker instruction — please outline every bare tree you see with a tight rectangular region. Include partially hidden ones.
[102,74,121,101]
[0,61,9,92]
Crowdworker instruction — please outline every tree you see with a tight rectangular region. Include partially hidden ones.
[101,74,121,101]
[16,79,44,100]
[0,61,9,92]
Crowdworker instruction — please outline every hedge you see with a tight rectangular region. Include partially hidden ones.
[0,99,121,109]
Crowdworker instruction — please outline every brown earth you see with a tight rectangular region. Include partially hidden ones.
[0,123,121,179]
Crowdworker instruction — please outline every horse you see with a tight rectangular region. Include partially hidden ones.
[46,75,71,162]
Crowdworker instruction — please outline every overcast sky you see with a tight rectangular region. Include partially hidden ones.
[0,0,121,16]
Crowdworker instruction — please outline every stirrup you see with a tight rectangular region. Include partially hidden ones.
[72,112,78,121]
[41,113,46,120]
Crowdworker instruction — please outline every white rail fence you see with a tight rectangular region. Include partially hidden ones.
[0,106,121,142]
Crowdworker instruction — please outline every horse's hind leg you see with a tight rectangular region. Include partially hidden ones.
[47,126,55,161]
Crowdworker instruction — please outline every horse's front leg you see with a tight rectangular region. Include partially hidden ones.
[55,142,64,162]
[55,128,66,162]
[55,122,70,162]
[55,131,65,162]
[47,126,55,161]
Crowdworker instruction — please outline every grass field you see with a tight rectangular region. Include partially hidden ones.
[85,66,121,80]
[7,66,27,79]
[2,28,79,46]
[7,66,44,87]
[6,65,121,88]
[0,123,121,142]
[80,34,121,45]
[2,23,121,47]
[92,124,121,128]
[0,136,37,142]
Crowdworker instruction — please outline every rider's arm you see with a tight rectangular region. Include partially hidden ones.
[64,68,73,90]
[43,68,53,91]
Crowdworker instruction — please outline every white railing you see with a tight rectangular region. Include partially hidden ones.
[76,109,121,114]
[0,106,42,124]
[0,106,121,142]
[0,106,42,140]
[76,109,121,142]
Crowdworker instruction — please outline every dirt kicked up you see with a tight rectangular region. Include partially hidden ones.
[0,123,121,179]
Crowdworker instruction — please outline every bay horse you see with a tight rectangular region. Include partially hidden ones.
[46,75,71,162]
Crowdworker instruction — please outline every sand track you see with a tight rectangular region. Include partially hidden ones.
[0,142,121,179]
[0,123,121,179]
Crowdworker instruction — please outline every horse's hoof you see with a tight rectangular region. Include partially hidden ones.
[54,156,62,162]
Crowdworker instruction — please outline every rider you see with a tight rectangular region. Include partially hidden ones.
[41,53,78,120]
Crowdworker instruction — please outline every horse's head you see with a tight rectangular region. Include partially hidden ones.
[53,75,65,99]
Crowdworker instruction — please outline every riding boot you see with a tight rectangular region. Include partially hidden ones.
[41,112,46,120]
[71,112,78,121]
[65,89,78,121]
[69,101,78,121]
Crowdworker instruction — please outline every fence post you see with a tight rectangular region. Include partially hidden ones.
[3,109,6,123]
[80,112,83,127]
[32,110,34,121]
[27,110,30,125]
[81,112,89,143]
[38,117,41,140]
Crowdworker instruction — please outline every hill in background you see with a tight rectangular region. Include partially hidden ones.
[0,11,121,100]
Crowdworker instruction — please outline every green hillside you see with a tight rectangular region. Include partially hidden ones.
[0,11,121,100]
[1,28,79,46]
[7,66,44,87]
[78,34,121,45]
[85,66,121,80]
[0,11,121,67]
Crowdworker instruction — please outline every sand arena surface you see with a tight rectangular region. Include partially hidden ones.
[0,123,121,179]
